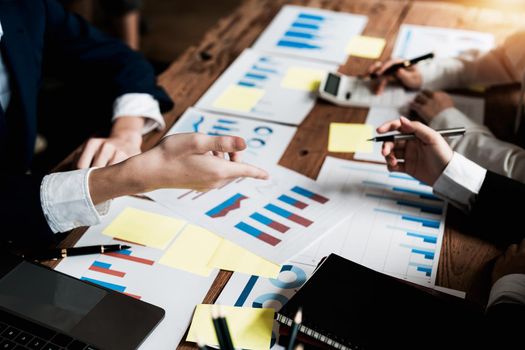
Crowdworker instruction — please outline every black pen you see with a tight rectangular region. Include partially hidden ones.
[368,127,466,142]
[287,308,302,350]
[218,305,235,350]
[25,244,131,261]
[369,52,434,79]
[211,306,228,350]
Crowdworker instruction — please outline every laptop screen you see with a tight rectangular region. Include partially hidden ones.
[0,261,106,332]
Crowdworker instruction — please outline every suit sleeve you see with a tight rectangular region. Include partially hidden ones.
[470,171,525,245]
[43,0,173,112]
[1,175,56,248]
[484,303,525,348]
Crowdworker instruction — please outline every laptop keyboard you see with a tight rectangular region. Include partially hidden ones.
[0,310,98,350]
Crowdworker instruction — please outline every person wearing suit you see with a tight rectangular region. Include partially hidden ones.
[369,31,525,184]
[377,116,525,343]
[0,0,268,248]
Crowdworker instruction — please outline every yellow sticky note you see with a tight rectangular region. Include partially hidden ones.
[346,35,386,59]
[103,208,185,249]
[328,123,373,153]
[212,85,265,112]
[210,239,280,278]
[187,305,274,350]
[159,224,219,276]
[159,224,280,278]
[281,67,326,91]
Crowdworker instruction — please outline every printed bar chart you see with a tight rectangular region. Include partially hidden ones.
[89,261,126,277]
[253,5,368,63]
[291,186,329,204]
[205,193,248,218]
[250,212,290,233]
[264,204,313,227]
[278,194,308,209]
[235,222,282,246]
[105,249,155,266]
[81,277,127,293]
[374,208,441,229]
[366,193,443,215]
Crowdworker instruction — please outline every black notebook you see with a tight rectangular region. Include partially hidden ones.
[276,254,485,350]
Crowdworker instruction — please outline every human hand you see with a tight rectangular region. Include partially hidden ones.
[378,116,453,185]
[491,239,525,285]
[77,131,142,169]
[130,133,269,193]
[77,116,146,169]
[409,91,454,123]
[367,59,423,95]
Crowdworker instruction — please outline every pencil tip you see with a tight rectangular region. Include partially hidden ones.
[367,138,374,141]
[211,305,220,319]
[294,308,302,324]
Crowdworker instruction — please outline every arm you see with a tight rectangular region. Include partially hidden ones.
[37,134,268,243]
[368,31,525,93]
[485,240,525,345]
[420,31,525,90]
[377,117,523,245]
[44,0,173,167]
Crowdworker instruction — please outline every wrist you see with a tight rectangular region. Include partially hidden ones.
[110,117,145,142]
[89,158,145,204]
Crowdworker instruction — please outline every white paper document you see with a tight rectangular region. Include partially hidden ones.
[55,197,218,350]
[165,108,296,166]
[392,24,494,59]
[253,5,368,64]
[296,157,447,286]
[195,49,337,125]
[147,165,351,264]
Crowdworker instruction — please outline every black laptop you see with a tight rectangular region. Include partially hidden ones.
[0,250,164,350]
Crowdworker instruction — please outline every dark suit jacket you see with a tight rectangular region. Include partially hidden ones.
[0,0,172,247]
[471,170,525,246]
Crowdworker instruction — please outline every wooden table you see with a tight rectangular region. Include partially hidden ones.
[57,1,525,348]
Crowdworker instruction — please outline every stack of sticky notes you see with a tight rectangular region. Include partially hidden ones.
[347,35,386,59]
[328,122,373,153]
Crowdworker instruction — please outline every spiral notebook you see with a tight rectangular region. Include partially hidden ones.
[276,254,484,350]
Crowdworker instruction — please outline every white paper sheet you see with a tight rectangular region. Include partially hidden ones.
[165,108,296,166]
[392,24,494,59]
[195,49,336,125]
[253,5,368,64]
[55,197,218,350]
[296,157,446,287]
[147,164,351,264]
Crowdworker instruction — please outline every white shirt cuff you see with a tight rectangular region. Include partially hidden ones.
[40,168,110,233]
[488,274,525,308]
[433,152,487,212]
[419,58,465,91]
[112,93,166,135]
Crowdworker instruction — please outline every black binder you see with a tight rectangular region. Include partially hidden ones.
[276,254,485,350]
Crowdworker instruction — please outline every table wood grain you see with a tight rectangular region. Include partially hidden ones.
[51,1,525,348]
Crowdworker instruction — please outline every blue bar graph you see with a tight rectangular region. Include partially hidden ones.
[363,180,439,201]
[406,232,438,244]
[388,173,419,181]
[92,261,111,269]
[81,277,126,292]
[366,193,443,215]
[291,22,320,30]
[387,226,438,244]
[277,40,321,49]
[245,73,267,80]
[401,244,435,260]
[238,81,259,88]
[409,262,432,277]
[251,65,278,74]
[298,13,325,21]
[284,31,317,39]
[374,208,441,229]
[217,119,237,124]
